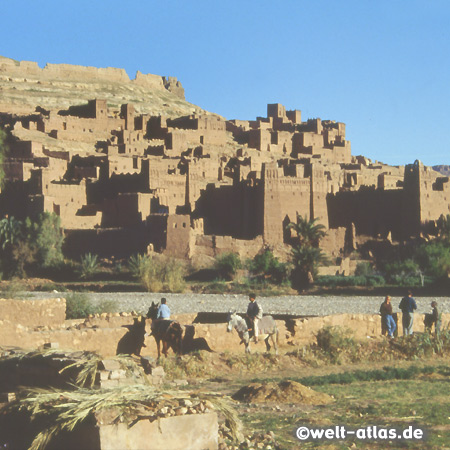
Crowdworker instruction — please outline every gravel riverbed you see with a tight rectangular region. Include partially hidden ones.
[24,292,450,317]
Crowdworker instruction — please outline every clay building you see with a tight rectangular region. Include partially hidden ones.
[0,58,448,262]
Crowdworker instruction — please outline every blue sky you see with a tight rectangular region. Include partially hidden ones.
[1,0,449,166]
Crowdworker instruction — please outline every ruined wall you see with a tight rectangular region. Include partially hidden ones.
[327,188,405,240]
[194,181,263,239]
[63,223,155,258]
[101,193,152,227]
[191,234,264,259]
[248,129,271,151]
[165,214,192,258]
[187,158,221,208]
[106,155,141,177]
[141,159,188,214]
[43,180,98,229]
[321,227,346,256]
[2,302,448,358]
[0,56,184,99]
[405,160,450,228]
[310,164,329,226]
[0,298,66,328]
[262,163,311,246]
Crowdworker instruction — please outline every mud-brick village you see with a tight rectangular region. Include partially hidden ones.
[0,51,450,450]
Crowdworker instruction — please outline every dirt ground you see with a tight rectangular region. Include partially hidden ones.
[163,349,450,450]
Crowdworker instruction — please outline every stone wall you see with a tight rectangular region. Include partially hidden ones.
[0,298,66,328]
[97,413,218,450]
[1,299,448,357]
[0,56,184,99]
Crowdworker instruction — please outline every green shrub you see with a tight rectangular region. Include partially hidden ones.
[162,258,186,293]
[316,274,385,287]
[140,255,186,293]
[96,299,118,314]
[354,262,374,277]
[214,252,241,280]
[249,249,291,284]
[200,280,228,294]
[128,254,151,279]
[249,250,277,274]
[65,292,96,319]
[366,275,386,286]
[316,326,358,363]
[395,331,450,358]
[80,253,99,279]
[382,259,421,285]
[65,293,118,319]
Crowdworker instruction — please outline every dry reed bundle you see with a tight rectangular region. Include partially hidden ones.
[2,384,241,450]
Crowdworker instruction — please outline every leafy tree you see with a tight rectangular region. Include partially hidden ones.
[382,259,421,285]
[414,241,450,279]
[0,216,25,277]
[0,213,64,278]
[26,213,64,268]
[249,249,290,284]
[0,216,23,251]
[11,241,35,278]
[286,214,327,289]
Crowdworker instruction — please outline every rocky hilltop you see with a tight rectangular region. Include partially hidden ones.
[0,56,208,118]
[433,165,450,177]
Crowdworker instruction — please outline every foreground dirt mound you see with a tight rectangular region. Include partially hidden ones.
[233,380,334,405]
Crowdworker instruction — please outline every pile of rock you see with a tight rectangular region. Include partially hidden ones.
[219,425,282,450]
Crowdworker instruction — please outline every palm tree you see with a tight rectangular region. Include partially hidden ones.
[286,214,327,289]
[286,214,326,247]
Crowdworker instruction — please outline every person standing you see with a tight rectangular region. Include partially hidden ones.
[424,301,440,335]
[380,295,396,338]
[399,290,417,336]
[246,293,263,343]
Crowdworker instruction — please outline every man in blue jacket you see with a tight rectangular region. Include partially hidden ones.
[157,298,171,320]
[399,290,417,336]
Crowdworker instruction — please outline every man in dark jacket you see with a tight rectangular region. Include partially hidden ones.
[380,295,396,338]
[424,301,440,335]
[246,293,263,342]
[399,290,417,336]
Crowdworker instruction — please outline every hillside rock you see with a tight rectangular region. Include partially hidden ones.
[0,55,210,118]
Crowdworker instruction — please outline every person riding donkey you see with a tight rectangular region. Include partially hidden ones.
[149,297,171,334]
[246,293,263,343]
[147,298,182,357]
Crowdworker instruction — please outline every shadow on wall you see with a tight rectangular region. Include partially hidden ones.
[116,317,147,356]
[182,325,214,354]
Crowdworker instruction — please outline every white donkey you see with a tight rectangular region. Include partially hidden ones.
[226,311,278,354]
